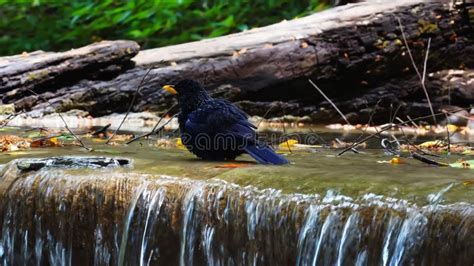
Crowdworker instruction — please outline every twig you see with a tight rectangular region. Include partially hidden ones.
[367,100,382,134]
[412,152,448,167]
[256,103,276,129]
[444,113,451,154]
[397,17,436,124]
[396,125,415,153]
[405,115,420,128]
[397,17,422,80]
[350,99,382,147]
[149,104,177,135]
[390,104,402,124]
[106,68,153,144]
[395,117,416,143]
[126,112,178,144]
[335,138,359,153]
[421,38,431,85]
[309,128,329,146]
[32,134,66,142]
[443,109,470,121]
[308,79,351,125]
[281,107,292,153]
[91,123,111,136]
[164,127,180,138]
[336,109,470,156]
[421,38,436,124]
[0,111,22,128]
[396,117,440,157]
[26,89,91,151]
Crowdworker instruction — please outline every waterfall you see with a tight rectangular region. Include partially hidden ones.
[0,159,473,265]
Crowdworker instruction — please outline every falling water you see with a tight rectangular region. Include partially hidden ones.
[0,158,473,265]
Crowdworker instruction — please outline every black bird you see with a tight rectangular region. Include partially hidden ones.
[162,80,288,165]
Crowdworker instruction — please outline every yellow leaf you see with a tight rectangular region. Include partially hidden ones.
[175,138,186,150]
[279,139,298,149]
[419,140,443,148]
[447,124,458,132]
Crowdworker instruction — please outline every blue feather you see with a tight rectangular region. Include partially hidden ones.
[244,145,289,165]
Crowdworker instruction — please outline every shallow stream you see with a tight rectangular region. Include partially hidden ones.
[0,126,472,265]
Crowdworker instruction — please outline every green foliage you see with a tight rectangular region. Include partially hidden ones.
[0,0,329,56]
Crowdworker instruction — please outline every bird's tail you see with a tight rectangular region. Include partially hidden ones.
[244,144,289,165]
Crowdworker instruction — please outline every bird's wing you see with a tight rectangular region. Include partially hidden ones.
[184,100,256,138]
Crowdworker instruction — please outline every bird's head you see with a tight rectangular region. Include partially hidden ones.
[162,79,211,111]
[162,79,204,96]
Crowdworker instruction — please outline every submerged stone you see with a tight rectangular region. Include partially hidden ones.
[16,156,131,172]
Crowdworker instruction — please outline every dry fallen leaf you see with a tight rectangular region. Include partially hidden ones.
[0,135,30,152]
[30,137,62,148]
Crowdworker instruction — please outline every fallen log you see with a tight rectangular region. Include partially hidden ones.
[1,0,472,123]
[0,40,140,112]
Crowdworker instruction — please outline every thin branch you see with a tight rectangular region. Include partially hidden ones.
[126,111,178,144]
[444,113,451,154]
[442,109,470,121]
[412,152,449,167]
[256,103,276,129]
[309,128,329,146]
[397,17,422,80]
[335,138,359,153]
[308,79,351,125]
[91,123,111,136]
[26,89,91,151]
[405,115,420,128]
[350,99,382,148]
[397,17,436,124]
[421,38,431,85]
[106,68,153,144]
[281,107,292,153]
[336,108,471,156]
[149,104,177,135]
[421,38,436,124]
[396,117,440,157]
[390,104,402,124]
[0,111,22,128]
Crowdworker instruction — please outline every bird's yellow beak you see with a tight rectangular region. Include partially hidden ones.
[162,85,178,95]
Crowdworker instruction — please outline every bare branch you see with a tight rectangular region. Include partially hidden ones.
[256,103,276,129]
[422,38,431,85]
[337,107,471,156]
[397,17,437,124]
[126,106,178,145]
[106,68,153,144]
[26,89,91,151]
[308,79,351,125]
[0,111,22,128]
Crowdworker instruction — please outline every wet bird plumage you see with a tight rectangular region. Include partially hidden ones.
[166,79,288,165]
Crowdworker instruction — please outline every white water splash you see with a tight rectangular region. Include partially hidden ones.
[0,168,472,265]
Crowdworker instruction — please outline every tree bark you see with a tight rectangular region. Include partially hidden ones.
[0,40,140,112]
[1,0,472,123]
